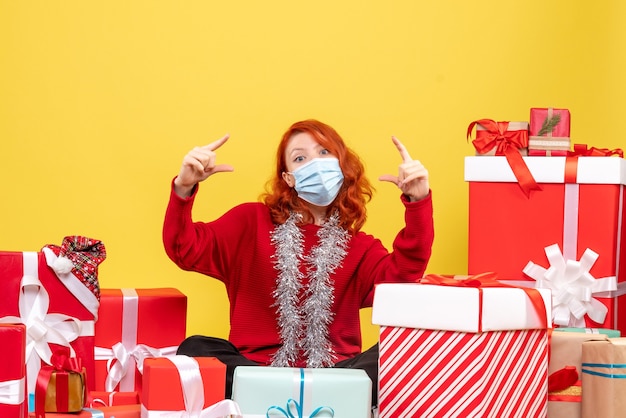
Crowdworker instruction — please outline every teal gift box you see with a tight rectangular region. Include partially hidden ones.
[557,327,621,337]
[231,367,371,418]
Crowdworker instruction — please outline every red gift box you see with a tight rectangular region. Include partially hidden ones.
[29,404,140,418]
[87,391,139,408]
[93,288,187,395]
[530,107,571,139]
[529,107,571,157]
[465,154,626,332]
[141,356,237,417]
[528,149,569,156]
[0,323,27,418]
[0,242,103,396]
[372,277,551,418]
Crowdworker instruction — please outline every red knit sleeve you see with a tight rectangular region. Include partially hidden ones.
[162,178,257,285]
[358,191,435,306]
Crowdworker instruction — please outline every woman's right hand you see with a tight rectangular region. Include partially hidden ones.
[174,134,235,197]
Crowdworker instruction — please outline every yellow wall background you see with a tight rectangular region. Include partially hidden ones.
[2,1,625,349]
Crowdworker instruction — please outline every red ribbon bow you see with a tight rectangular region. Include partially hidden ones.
[467,119,541,197]
[49,348,83,374]
[569,143,624,158]
[564,143,624,183]
[420,272,548,332]
[35,347,87,418]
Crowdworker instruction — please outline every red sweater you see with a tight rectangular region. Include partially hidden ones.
[163,182,434,366]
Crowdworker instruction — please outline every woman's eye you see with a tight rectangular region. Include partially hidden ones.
[320,149,330,155]
[294,156,305,162]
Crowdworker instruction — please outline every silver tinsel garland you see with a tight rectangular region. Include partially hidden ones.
[270,211,350,367]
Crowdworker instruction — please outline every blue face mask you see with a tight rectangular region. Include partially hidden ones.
[289,158,344,206]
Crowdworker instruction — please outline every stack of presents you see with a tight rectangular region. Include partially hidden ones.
[1,107,626,417]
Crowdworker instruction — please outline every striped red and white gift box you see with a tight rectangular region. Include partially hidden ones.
[378,326,548,417]
[372,281,552,418]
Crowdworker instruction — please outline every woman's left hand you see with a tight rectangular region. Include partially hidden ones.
[379,136,430,201]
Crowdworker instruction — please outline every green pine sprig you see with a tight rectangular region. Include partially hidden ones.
[537,113,562,136]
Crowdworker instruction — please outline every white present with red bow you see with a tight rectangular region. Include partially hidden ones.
[372,275,552,418]
[0,237,106,399]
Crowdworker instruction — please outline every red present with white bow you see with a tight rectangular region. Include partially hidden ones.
[0,237,106,399]
[93,288,187,395]
[372,276,552,418]
[465,151,626,332]
[141,356,239,417]
[0,323,27,418]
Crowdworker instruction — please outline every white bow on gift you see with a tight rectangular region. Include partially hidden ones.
[141,356,242,418]
[0,252,84,393]
[523,244,617,327]
[96,342,176,392]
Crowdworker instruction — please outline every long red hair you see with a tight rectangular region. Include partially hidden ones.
[262,119,373,233]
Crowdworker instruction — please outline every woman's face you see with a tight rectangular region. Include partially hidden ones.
[281,132,335,188]
[283,132,335,173]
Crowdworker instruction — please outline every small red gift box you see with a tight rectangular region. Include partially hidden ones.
[0,323,27,418]
[87,391,139,408]
[29,404,140,418]
[141,356,235,417]
[529,107,571,157]
[33,349,87,418]
[528,149,569,156]
[93,288,187,395]
[0,238,105,397]
[465,153,626,332]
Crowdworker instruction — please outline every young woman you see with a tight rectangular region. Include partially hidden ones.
[163,119,434,404]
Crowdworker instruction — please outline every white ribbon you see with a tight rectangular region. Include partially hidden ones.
[140,356,242,417]
[523,244,617,327]
[0,252,87,393]
[0,377,25,405]
[93,288,178,391]
[94,343,178,391]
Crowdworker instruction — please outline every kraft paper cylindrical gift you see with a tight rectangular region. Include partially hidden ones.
[581,338,626,418]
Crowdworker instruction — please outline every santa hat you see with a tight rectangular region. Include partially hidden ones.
[44,236,107,300]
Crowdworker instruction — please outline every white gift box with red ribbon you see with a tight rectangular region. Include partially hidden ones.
[372,282,551,418]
